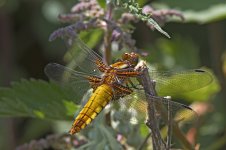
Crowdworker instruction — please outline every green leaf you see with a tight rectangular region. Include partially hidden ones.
[140,123,149,137]
[152,1,226,24]
[117,0,170,38]
[182,4,226,24]
[147,18,170,38]
[0,79,79,120]
[97,0,106,9]
[137,0,149,6]
[100,124,122,150]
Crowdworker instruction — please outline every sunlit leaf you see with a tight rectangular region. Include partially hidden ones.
[147,18,170,38]
[0,79,79,120]
[152,1,226,23]
[97,0,106,9]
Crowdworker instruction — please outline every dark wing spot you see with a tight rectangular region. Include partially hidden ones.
[181,104,193,111]
[194,69,205,73]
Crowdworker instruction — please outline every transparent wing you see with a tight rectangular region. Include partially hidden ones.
[44,63,96,104]
[49,24,105,75]
[149,95,198,124]
[64,37,104,75]
[112,89,198,125]
[149,69,213,97]
[45,38,106,104]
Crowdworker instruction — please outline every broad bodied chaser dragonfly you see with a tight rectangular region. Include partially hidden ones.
[44,38,213,135]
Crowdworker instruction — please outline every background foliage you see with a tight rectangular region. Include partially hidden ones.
[0,0,225,149]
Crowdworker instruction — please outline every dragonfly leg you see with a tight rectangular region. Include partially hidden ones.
[86,76,102,90]
[112,83,133,100]
[116,68,141,77]
[95,59,109,72]
[126,78,143,90]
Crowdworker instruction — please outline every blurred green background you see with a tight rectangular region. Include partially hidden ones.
[0,0,226,149]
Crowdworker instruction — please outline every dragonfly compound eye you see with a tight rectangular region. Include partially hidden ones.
[122,52,139,66]
[130,52,139,67]
[122,53,130,60]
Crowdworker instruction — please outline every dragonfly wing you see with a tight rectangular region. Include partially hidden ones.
[111,89,197,125]
[111,89,148,126]
[44,63,95,104]
[115,95,147,125]
[148,95,198,124]
[65,37,104,75]
[149,69,213,96]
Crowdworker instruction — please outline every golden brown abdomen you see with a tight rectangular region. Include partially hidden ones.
[69,84,113,134]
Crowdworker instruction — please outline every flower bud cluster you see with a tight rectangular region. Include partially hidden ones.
[59,0,104,23]
[50,0,183,52]
[16,134,86,150]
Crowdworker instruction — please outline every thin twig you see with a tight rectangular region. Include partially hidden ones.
[166,96,172,150]
[208,23,226,103]
[136,61,195,150]
[103,0,113,127]
[138,132,152,150]
[136,61,166,150]
[103,0,113,65]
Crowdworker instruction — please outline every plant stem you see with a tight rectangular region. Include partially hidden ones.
[138,132,152,150]
[137,61,195,150]
[104,0,113,127]
[103,0,113,65]
[0,11,16,150]
[208,23,226,102]
[137,61,165,150]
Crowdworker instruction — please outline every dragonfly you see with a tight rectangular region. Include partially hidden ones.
[44,38,213,135]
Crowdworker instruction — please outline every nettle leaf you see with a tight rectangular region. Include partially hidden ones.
[152,1,226,24]
[0,79,79,120]
[97,0,106,9]
[147,18,170,38]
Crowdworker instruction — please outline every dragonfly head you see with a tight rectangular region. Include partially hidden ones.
[122,52,139,67]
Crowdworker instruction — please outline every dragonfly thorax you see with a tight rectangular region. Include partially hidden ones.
[122,52,139,67]
[110,52,139,69]
[102,69,119,85]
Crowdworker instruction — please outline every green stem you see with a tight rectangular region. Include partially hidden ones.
[103,1,113,65]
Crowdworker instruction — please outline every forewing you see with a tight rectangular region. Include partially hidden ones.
[65,37,103,75]
[149,69,213,97]
[44,63,94,104]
